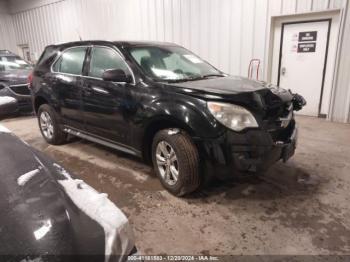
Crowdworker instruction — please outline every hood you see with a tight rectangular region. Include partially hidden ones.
[167,76,267,95]
[0,69,31,85]
[0,127,135,260]
[164,76,293,113]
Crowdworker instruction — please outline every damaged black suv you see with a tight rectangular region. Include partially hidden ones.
[31,41,305,196]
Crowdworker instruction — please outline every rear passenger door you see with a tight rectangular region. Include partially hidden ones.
[82,46,133,143]
[51,46,88,129]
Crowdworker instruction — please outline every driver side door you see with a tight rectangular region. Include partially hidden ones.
[82,46,133,144]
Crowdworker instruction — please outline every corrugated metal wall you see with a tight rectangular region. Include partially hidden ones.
[329,0,350,122]
[2,0,350,122]
[0,1,17,53]
[10,0,346,74]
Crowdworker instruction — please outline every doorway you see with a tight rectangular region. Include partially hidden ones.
[269,11,341,118]
[278,20,330,116]
[18,45,31,62]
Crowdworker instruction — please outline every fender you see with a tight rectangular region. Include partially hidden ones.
[32,72,62,115]
[33,91,53,113]
[141,95,226,139]
[130,95,226,161]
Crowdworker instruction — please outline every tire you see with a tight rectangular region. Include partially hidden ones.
[152,129,200,196]
[38,104,67,145]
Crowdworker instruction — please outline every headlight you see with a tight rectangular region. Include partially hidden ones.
[207,102,258,131]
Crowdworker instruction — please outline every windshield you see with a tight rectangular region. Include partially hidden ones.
[0,56,32,72]
[129,46,222,82]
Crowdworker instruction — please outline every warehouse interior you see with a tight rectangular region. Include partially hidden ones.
[0,0,350,260]
[1,0,350,122]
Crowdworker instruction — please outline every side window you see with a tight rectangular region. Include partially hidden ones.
[88,47,130,78]
[52,47,87,75]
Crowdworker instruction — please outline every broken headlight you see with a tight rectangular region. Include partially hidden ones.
[291,92,307,111]
[207,102,258,132]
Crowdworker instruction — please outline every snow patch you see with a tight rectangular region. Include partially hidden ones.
[17,168,40,186]
[0,124,11,133]
[53,163,72,179]
[53,164,134,261]
[0,96,16,105]
[34,219,52,240]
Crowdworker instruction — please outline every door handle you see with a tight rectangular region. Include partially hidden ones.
[281,67,286,76]
[92,86,109,95]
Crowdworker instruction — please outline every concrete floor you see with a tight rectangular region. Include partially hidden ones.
[2,116,350,256]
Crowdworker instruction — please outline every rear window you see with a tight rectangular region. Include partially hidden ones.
[36,46,57,69]
[52,47,87,75]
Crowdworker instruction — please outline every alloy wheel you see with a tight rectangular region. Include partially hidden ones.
[40,111,54,140]
[156,141,179,186]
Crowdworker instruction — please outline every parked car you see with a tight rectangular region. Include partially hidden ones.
[31,41,305,196]
[0,50,33,115]
[0,123,136,261]
[0,96,18,119]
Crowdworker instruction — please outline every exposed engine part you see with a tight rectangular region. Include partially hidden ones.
[291,92,306,111]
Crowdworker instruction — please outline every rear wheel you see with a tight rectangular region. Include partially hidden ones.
[152,129,200,196]
[38,104,67,145]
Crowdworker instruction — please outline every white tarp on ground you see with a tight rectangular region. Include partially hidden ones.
[0,124,11,133]
[53,163,135,262]
[17,168,41,186]
[0,96,16,106]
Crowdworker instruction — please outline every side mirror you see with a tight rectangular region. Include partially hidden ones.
[102,69,132,83]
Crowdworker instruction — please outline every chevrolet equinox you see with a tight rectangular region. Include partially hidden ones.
[31,41,305,196]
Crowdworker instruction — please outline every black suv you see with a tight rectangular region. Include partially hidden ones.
[31,41,305,196]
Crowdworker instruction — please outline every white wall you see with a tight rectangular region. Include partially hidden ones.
[9,0,346,76]
[329,0,350,122]
[2,0,350,122]
[0,0,17,53]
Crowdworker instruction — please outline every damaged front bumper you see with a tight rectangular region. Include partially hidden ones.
[197,119,298,175]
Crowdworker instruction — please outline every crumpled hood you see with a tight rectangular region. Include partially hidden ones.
[0,69,31,85]
[167,76,267,95]
[164,76,293,112]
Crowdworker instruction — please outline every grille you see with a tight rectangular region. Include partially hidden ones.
[266,102,292,119]
[269,120,295,142]
[9,84,31,96]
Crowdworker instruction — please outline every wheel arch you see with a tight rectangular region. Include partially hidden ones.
[34,96,49,114]
[141,116,196,164]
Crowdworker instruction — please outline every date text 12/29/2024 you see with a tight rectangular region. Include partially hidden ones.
[128,255,220,261]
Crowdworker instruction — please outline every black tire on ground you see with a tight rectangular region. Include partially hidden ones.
[37,104,67,145]
[152,129,200,197]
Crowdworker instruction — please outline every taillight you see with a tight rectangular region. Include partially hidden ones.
[28,72,33,89]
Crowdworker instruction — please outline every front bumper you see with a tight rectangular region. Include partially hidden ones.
[197,120,298,175]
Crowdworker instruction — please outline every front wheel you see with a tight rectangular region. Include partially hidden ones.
[152,129,200,196]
